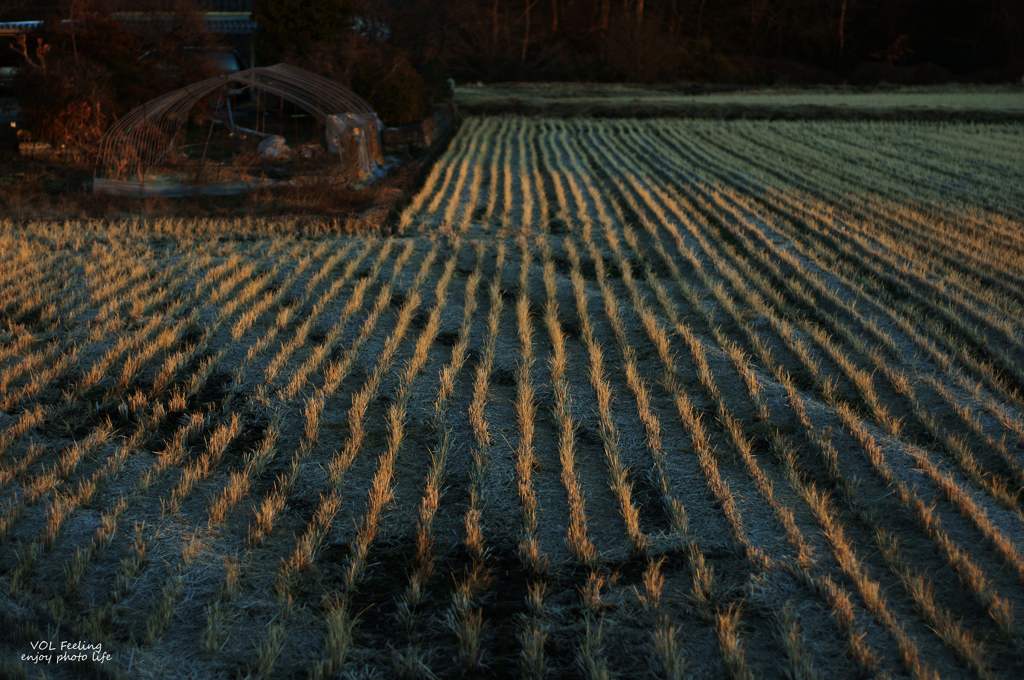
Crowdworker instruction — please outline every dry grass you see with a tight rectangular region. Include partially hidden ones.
[0,146,434,230]
[3,116,1024,679]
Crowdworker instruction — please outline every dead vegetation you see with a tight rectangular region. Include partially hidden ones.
[0,146,433,231]
[2,116,1024,678]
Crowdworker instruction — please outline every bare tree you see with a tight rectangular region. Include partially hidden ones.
[493,0,500,51]
[9,34,50,73]
[0,0,28,19]
[838,0,847,57]
[522,0,539,63]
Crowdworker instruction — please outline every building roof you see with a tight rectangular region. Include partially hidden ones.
[204,1,253,11]
[0,14,256,35]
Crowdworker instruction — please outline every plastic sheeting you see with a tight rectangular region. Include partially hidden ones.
[325,112,384,180]
[94,63,380,194]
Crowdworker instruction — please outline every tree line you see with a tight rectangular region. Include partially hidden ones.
[3,0,1021,146]
[261,0,1024,84]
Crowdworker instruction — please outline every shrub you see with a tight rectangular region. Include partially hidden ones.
[12,0,225,149]
[605,14,729,83]
[253,0,352,64]
[11,3,137,146]
[353,52,427,126]
[290,35,429,127]
[14,49,115,147]
[129,0,227,101]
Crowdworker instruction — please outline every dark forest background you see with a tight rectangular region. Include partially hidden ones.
[259,0,1024,85]
[5,0,1024,85]
[2,0,1022,143]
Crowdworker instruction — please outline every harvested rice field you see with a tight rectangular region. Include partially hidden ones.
[454,84,1024,120]
[2,117,1024,679]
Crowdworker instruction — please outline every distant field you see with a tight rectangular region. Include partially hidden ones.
[2,117,1024,678]
[456,83,1024,119]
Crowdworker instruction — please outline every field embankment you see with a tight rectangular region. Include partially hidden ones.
[1,117,1024,678]
[456,83,1024,121]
